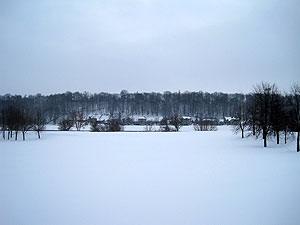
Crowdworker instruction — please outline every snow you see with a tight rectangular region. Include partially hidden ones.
[130,115,162,122]
[45,124,196,132]
[225,116,237,121]
[123,125,160,132]
[1,127,300,225]
[45,124,59,130]
[46,124,91,131]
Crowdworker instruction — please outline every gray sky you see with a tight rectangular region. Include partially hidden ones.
[0,0,299,95]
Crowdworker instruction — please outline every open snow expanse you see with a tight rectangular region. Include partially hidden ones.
[1,126,300,225]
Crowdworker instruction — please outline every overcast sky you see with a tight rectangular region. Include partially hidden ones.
[0,0,299,95]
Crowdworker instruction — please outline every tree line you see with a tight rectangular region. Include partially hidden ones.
[0,91,245,124]
[0,83,299,152]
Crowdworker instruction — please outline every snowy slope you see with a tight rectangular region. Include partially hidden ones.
[0,127,300,225]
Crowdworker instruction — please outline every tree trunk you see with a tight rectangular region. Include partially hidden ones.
[22,131,25,141]
[276,130,279,144]
[297,131,299,152]
[252,125,255,136]
[38,131,41,139]
[2,130,5,140]
[11,131,13,138]
[264,137,267,148]
[284,130,287,144]
[263,129,267,148]
[8,131,10,140]
[15,131,18,141]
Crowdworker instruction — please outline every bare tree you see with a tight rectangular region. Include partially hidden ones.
[107,119,122,132]
[290,83,300,152]
[170,114,182,132]
[90,119,105,132]
[246,95,258,136]
[7,106,22,140]
[33,109,46,139]
[282,100,292,144]
[233,100,248,138]
[160,118,174,132]
[270,92,285,144]
[0,109,6,139]
[250,82,279,147]
[58,119,74,131]
[5,107,13,140]
[70,110,86,131]
[20,107,34,141]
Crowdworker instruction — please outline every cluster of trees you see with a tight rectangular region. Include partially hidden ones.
[0,91,246,123]
[91,116,186,133]
[90,119,123,132]
[0,90,247,138]
[234,83,300,152]
[159,115,182,132]
[149,115,217,132]
[58,109,87,131]
[57,110,124,132]
[0,106,46,141]
[194,120,218,131]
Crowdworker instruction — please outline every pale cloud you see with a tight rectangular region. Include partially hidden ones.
[0,0,299,94]
[65,0,256,43]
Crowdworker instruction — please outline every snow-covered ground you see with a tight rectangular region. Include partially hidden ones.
[1,127,300,225]
[45,124,196,132]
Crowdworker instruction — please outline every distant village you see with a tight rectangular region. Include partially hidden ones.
[85,114,238,126]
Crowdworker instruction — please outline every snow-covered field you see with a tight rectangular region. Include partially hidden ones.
[1,126,300,225]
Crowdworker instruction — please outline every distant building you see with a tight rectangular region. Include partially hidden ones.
[224,116,238,125]
[181,116,192,125]
[137,116,147,125]
[122,117,133,125]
